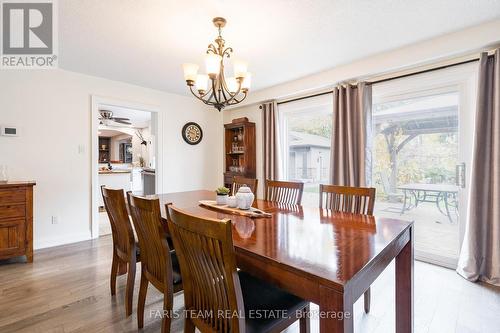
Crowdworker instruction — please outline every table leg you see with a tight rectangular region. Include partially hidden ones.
[443,192,453,223]
[319,285,353,333]
[401,190,408,214]
[413,190,420,208]
[396,226,414,333]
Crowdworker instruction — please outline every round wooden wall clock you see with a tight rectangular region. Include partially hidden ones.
[181,122,203,145]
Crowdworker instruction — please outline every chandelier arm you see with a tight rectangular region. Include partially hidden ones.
[211,78,220,105]
[228,91,247,105]
[222,80,243,105]
[220,86,229,102]
[188,85,204,101]
[217,86,223,106]
[217,75,225,105]
[207,44,218,55]
[218,64,227,100]
[219,73,231,103]
[206,89,216,104]
[222,47,233,58]
[189,85,215,104]
[219,66,239,104]
[201,86,215,100]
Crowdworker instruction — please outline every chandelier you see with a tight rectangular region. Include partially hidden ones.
[182,17,251,111]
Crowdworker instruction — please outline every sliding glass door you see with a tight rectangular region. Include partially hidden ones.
[371,63,477,267]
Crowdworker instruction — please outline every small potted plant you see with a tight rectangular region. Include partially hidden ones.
[215,186,230,205]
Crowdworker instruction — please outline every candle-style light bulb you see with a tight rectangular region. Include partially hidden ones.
[182,63,199,83]
[195,74,209,93]
[205,54,222,77]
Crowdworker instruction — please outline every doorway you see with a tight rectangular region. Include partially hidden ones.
[371,63,477,268]
[91,97,161,239]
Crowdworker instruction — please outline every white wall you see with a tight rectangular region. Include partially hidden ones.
[239,19,500,106]
[0,69,223,249]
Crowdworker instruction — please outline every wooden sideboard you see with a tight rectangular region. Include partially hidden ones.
[0,181,36,262]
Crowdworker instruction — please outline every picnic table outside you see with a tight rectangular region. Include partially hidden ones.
[398,183,458,223]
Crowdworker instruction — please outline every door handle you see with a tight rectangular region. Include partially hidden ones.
[455,163,466,188]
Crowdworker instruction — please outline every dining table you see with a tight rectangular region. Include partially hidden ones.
[154,190,414,333]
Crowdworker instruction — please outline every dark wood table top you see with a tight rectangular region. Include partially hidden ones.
[153,190,413,291]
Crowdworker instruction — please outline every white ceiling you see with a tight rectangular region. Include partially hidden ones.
[59,0,500,95]
[98,129,132,138]
[99,105,151,128]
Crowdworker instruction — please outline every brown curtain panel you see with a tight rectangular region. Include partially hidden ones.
[330,82,372,186]
[457,49,500,286]
[262,101,280,180]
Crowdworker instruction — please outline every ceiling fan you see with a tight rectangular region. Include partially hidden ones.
[99,110,131,125]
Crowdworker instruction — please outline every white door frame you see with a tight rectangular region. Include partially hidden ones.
[90,95,162,239]
[372,62,478,268]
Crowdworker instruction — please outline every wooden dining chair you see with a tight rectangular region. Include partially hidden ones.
[319,184,376,215]
[166,204,310,333]
[232,176,258,196]
[127,193,183,333]
[101,186,139,317]
[319,184,376,313]
[264,179,304,205]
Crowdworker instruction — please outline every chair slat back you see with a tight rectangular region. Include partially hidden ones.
[319,184,376,215]
[127,193,172,287]
[232,176,258,196]
[101,186,135,256]
[264,180,304,205]
[167,205,245,333]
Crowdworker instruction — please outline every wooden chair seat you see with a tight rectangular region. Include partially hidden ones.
[239,271,310,333]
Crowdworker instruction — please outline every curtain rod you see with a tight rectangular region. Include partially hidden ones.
[276,56,488,106]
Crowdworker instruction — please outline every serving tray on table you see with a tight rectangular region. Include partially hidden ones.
[199,200,272,218]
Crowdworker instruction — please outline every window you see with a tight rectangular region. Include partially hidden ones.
[280,94,333,207]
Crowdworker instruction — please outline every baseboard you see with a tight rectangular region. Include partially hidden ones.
[34,232,92,250]
[415,250,458,269]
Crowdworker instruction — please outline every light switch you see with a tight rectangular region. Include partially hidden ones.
[78,144,85,154]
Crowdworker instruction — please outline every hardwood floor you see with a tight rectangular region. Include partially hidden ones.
[0,236,498,333]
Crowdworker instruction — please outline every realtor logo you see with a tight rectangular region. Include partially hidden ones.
[1,0,57,68]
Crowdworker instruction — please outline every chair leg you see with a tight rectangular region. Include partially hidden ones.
[299,304,310,333]
[125,256,136,317]
[364,287,371,313]
[184,318,196,333]
[161,289,173,333]
[110,250,118,296]
[137,270,149,329]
